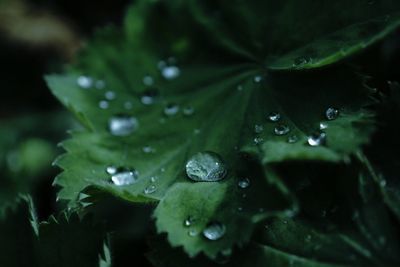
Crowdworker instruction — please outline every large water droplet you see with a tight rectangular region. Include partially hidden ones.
[274,124,290,136]
[108,115,139,136]
[185,152,227,182]
[110,168,139,186]
[325,107,339,120]
[307,132,327,146]
[203,222,226,241]
[77,75,93,89]
[143,75,154,86]
[162,66,180,80]
[164,103,180,116]
[144,184,157,194]
[268,112,281,122]
[238,178,250,189]
[141,89,158,105]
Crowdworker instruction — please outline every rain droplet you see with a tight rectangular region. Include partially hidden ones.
[254,137,264,145]
[108,115,139,136]
[184,216,195,227]
[253,75,263,83]
[274,124,290,136]
[293,56,311,66]
[319,122,328,130]
[95,80,106,89]
[142,146,155,153]
[162,66,180,80]
[99,100,109,109]
[141,89,158,105]
[106,166,117,175]
[237,84,243,91]
[238,178,250,189]
[110,168,139,186]
[164,103,180,116]
[183,106,195,116]
[77,75,93,89]
[144,184,157,194]
[188,229,199,237]
[254,125,264,134]
[203,222,226,241]
[307,132,327,146]
[287,135,299,143]
[143,75,154,86]
[268,112,281,122]
[325,107,339,120]
[185,152,227,182]
[105,91,116,100]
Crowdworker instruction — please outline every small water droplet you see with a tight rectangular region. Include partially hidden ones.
[237,84,243,91]
[106,166,117,175]
[183,106,195,116]
[237,207,243,212]
[307,132,326,146]
[188,229,199,237]
[110,168,139,186]
[238,178,250,189]
[380,180,387,187]
[77,75,93,89]
[185,152,227,182]
[305,235,312,242]
[253,75,263,83]
[95,80,106,89]
[144,184,157,194]
[194,128,201,135]
[254,137,264,145]
[150,176,159,183]
[108,115,139,136]
[268,112,281,122]
[293,56,311,66]
[143,75,154,86]
[203,222,226,241]
[254,124,264,134]
[319,122,328,130]
[157,60,167,70]
[164,103,180,116]
[325,107,339,120]
[105,91,116,100]
[142,146,155,153]
[99,100,109,109]
[274,124,290,136]
[287,135,299,143]
[141,89,158,105]
[124,101,133,110]
[259,208,265,213]
[162,66,180,80]
[184,216,195,227]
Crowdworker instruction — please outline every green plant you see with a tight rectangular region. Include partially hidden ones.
[2,1,400,266]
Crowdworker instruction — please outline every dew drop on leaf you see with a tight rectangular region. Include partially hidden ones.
[108,115,139,136]
[164,103,180,116]
[150,176,159,183]
[95,80,106,89]
[141,89,158,105]
[188,229,199,237]
[287,135,299,143]
[144,184,157,194]
[307,132,327,146]
[254,137,264,145]
[106,166,117,175]
[185,151,227,182]
[254,124,264,134]
[110,168,139,186]
[142,146,155,153]
[325,107,339,120]
[238,178,250,189]
[124,101,133,110]
[105,91,116,100]
[99,100,109,109]
[183,106,195,116]
[77,75,93,89]
[319,122,328,130]
[142,75,154,86]
[184,216,195,227]
[203,222,226,241]
[161,66,180,80]
[268,112,281,122]
[274,124,290,136]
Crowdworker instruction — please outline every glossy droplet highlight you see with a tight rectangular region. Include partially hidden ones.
[162,66,180,80]
[110,168,139,186]
[274,124,290,136]
[254,137,264,145]
[238,178,250,189]
[144,184,157,194]
[184,216,195,227]
[99,100,109,109]
[143,75,154,86]
[185,152,227,182]
[106,166,117,175]
[105,91,116,100]
[77,75,93,89]
[164,103,180,116]
[307,132,327,146]
[325,107,339,120]
[108,115,139,136]
[253,75,263,83]
[141,89,158,105]
[268,112,281,122]
[203,222,226,241]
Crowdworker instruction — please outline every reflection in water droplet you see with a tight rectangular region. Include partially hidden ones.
[105,91,116,100]
[77,76,93,89]
[287,135,299,143]
[162,66,180,80]
[99,100,109,109]
[274,124,290,136]
[307,132,326,146]
[141,89,158,105]
[203,222,226,241]
[164,104,180,116]
[185,152,227,182]
[268,112,281,122]
[144,184,157,194]
[143,75,154,86]
[238,178,250,189]
[254,125,264,134]
[108,115,139,136]
[183,106,195,116]
[325,107,339,120]
[110,168,139,186]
